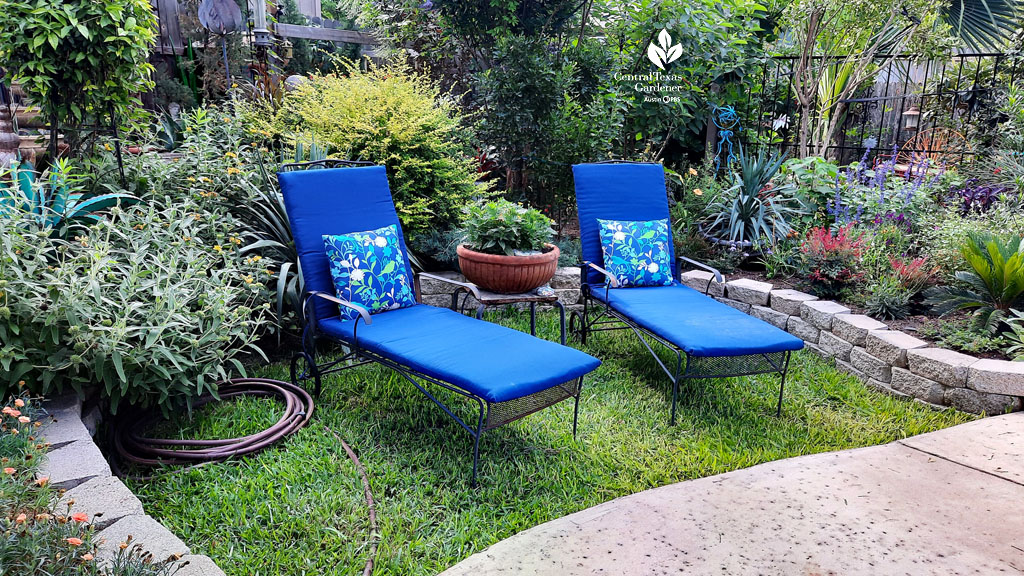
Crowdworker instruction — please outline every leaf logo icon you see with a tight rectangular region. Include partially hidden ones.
[647,29,683,70]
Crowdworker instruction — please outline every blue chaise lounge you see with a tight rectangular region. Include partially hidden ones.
[571,161,803,423]
[278,160,601,485]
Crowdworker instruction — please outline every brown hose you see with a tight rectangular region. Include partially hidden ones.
[325,424,379,576]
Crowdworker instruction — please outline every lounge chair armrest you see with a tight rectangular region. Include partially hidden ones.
[678,256,724,284]
[583,261,620,288]
[305,290,372,326]
[416,272,483,300]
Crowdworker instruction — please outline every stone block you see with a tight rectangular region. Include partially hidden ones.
[865,378,908,399]
[850,347,892,383]
[832,314,888,347]
[553,288,581,307]
[787,316,820,344]
[97,515,190,564]
[907,348,977,388]
[818,331,854,362]
[803,342,826,358]
[550,267,581,289]
[835,359,866,381]
[173,555,227,576]
[715,297,751,314]
[81,404,102,437]
[420,293,458,309]
[800,300,851,330]
[416,271,464,295]
[38,439,111,490]
[58,476,144,530]
[914,398,950,411]
[769,289,818,316]
[749,305,790,330]
[865,330,929,369]
[890,367,947,405]
[680,270,725,297]
[725,278,773,306]
[42,393,82,418]
[966,359,1024,397]
[38,411,93,450]
[944,387,1021,416]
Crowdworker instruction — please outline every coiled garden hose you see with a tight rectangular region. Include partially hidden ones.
[113,378,314,466]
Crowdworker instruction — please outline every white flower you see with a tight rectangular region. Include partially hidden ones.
[374,236,387,248]
[647,262,659,274]
[350,269,366,283]
[613,231,626,242]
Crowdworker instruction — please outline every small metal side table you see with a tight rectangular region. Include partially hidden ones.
[450,286,567,345]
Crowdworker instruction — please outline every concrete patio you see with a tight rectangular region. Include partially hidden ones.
[442,413,1024,575]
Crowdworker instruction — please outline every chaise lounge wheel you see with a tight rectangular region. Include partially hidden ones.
[569,310,587,345]
[291,352,322,397]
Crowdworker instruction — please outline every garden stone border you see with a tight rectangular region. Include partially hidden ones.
[422,266,1023,415]
[37,395,226,575]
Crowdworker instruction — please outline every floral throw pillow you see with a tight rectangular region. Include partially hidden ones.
[597,218,674,287]
[323,224,417,320]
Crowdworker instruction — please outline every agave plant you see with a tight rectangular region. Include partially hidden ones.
[703,146,805,249]
[0,158,137,234]
[926,232,1024,333]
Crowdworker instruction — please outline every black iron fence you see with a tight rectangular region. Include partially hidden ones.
[738,52,1021,166]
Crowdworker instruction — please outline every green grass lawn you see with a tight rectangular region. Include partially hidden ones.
[128,311,973,575]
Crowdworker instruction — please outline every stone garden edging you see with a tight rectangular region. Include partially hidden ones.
[422,266,1023,415]
[36,394,225,575]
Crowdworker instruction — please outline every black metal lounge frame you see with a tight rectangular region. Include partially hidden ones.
[569,262,791,424]
[283,159,585,487]
[569,159,791,424]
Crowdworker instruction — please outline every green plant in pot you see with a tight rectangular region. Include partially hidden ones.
[457,199,558,294]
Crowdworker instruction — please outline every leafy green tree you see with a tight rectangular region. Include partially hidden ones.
[0,0,157,158]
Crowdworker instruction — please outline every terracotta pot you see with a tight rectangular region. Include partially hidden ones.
[457,243,560,294]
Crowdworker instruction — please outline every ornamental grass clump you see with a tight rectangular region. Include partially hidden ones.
[461,199,555,256]
[799,225,864,298]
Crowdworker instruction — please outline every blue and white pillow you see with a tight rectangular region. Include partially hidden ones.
[597,218,674,287]
[323,224,416,320]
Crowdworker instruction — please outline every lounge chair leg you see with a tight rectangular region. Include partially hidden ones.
[671,378,679,426]
[776,368,788,417]
[471,401,486,488]
[572,396,581,437]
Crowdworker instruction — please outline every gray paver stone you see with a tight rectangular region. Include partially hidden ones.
[832,314,888,347]
[864,330,929,368]
[890,367,947,405]
[748,305,790,329]
[550,268,580,289]
[172,555,227,576]
[914,398,949,411]
[850,347,892,383]
[907,348,977,388]
[554,288,581,306]
[866,378,908,399]
[58,476,145,530]
[715,297,751,314]
[966,359,1024,397]
[38,439,111,490]
[786,316,820,344]
[800,300,851,330]
[38,411,93,450]
[768,289,818,316]
[725,278,773,306]
[42,393,81,418]
[680,270,726,297]
[818,330,853,362]
[97,515,190,563]
[944,387,1021,416]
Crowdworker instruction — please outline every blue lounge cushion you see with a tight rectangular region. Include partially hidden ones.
[319,305,601,403]
[593,284,804,357]
[323,224,417,320]
[597,218,674,287]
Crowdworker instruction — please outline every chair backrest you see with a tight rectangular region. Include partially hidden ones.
[278,164,415,322]
[572,162,676,286]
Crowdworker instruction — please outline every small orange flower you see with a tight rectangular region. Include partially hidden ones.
[15,513,26,524]
[71,513,89,523]
[3,467,15,475]
[66,537,83,547]
[35,476,49,486]
[18,416,30,424]
[14,399,25,408]
[693,188,704,196]
[82,553,94,561]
